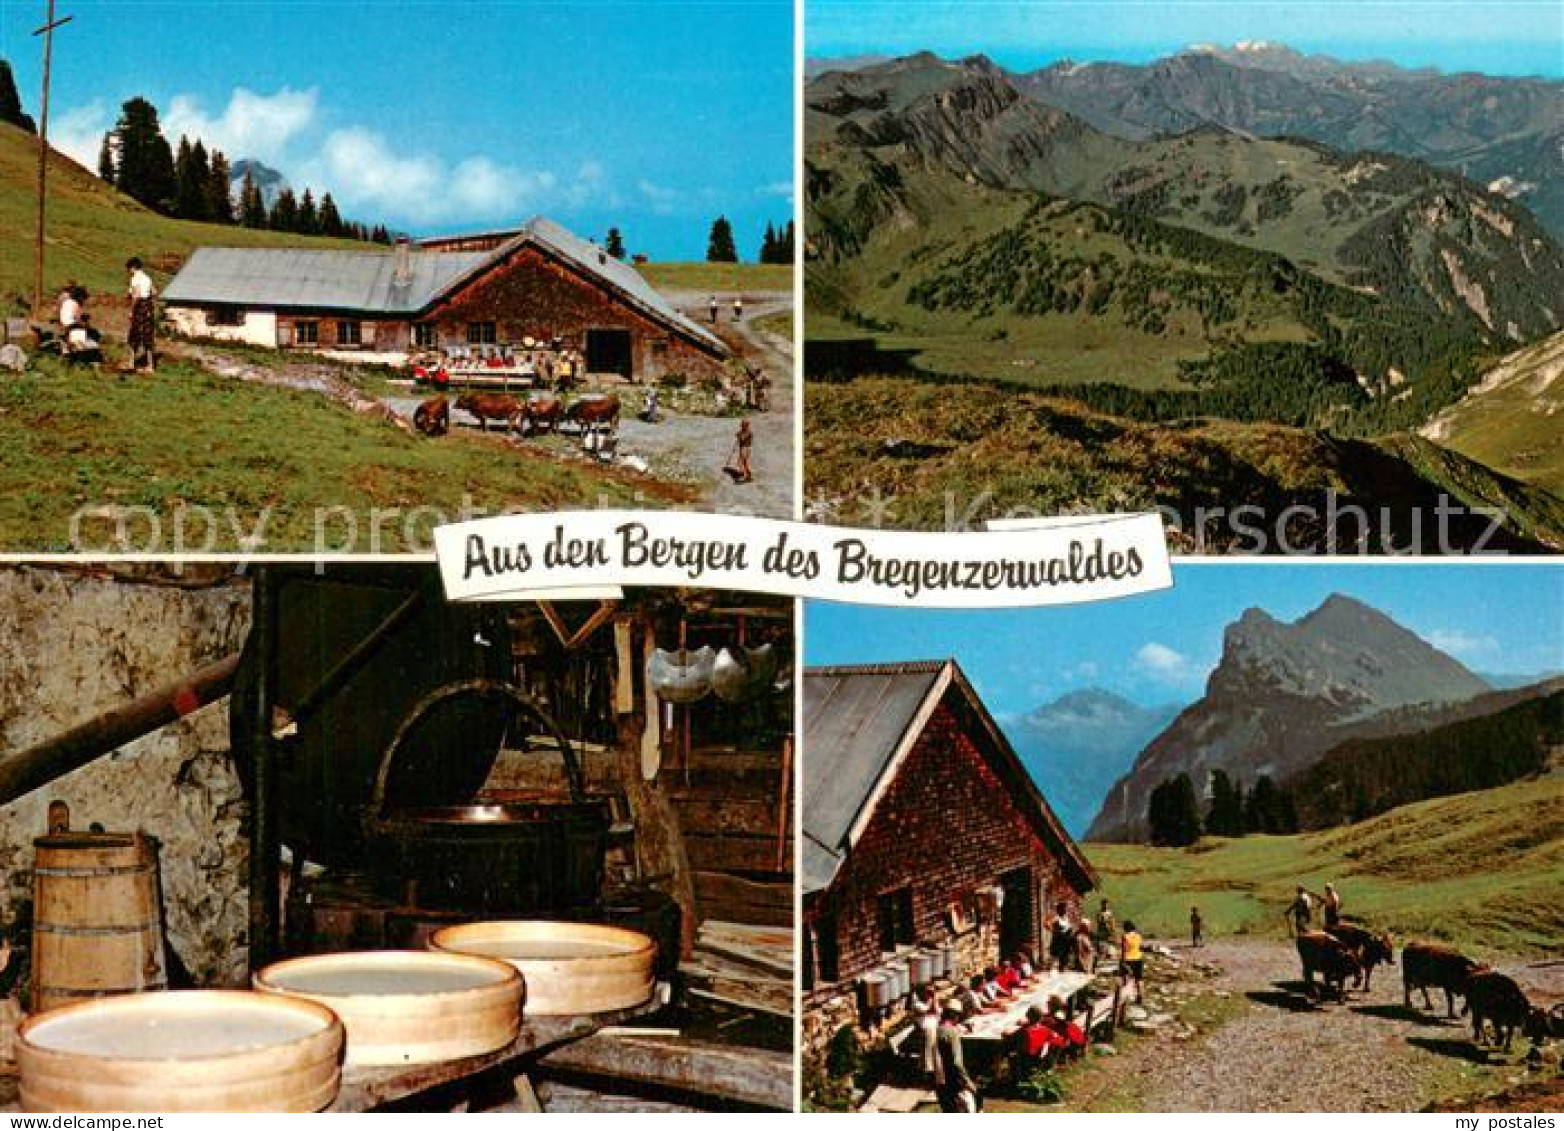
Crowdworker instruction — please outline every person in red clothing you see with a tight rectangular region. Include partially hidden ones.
[1042,995,1088,1061]
[1012,1005,1065,1065]
[995,962,1021,993]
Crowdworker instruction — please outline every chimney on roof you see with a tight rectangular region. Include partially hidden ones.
[393,236,412,286]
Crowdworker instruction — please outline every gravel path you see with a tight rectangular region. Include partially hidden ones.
[623,289,794,517]
[1115,939,1559,1113]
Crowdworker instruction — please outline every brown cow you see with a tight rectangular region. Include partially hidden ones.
[1324,922,1395,991]
[455,392,523,433]
[1296,931,1361,1002]
[518,393,563,435]
[1464,970,1532,1051]
[1403,942,1482,1019]
[413,395,449,437]
[564,393,621,431]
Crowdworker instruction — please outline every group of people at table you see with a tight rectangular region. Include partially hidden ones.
[912,901,1149,1112]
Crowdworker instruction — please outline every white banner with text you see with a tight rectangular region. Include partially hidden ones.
[432,510,1172,607]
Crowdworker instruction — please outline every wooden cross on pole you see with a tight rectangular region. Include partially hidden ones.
[33,0,75,318]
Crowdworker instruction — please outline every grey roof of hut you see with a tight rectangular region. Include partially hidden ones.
[801,659,1097,896]
[163,216,728,355]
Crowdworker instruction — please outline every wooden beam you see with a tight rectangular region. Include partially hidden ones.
[538,1033,791,1110]
[692,871,792,928]
[0,653,240,807]
[672,798,778,836]
[683,833,789,874]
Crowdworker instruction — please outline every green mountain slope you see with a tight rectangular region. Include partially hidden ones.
[1293,686,1564,829]
[1086,775,1564,959]
[808,55,1564,373]
[805,54,1564,538]
[0,121,360,305]
[1015,44,1564,239]
[804,374,1564,550]
[1422,330,1564,495]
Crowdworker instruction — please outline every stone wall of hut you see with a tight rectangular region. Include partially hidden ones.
[0,565,253,991]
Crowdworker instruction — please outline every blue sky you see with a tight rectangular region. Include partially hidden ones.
[805,563,1564,713]
[2,0,794,259]
[808,1,1564,77]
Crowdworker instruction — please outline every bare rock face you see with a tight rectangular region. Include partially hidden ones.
[1086,594,1492,842]
[0,566,252,989]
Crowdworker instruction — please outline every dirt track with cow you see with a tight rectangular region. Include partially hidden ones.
[1061,938,1564,1112]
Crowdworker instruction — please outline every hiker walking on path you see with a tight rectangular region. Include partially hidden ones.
[1120,920,1145,1003]
[1190,905,1204,949]
[126,258,157,372]
[1285,887,1316,937]
[732,295,743,322]
[1320,883,1343,927]
[725,419,753,483]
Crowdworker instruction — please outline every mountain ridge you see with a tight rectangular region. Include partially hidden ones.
[1085,593,1494,841]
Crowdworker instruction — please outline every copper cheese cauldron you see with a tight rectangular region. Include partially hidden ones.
[361,679,610,913]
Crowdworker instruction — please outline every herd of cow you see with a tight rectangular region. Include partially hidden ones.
[1295,926,1563,1053]
[411,392,621,439]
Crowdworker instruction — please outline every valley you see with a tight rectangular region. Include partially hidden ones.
[804,49,1564,541]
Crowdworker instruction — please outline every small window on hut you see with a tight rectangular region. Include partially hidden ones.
[294,320,319,346]
[814,915,840,985]
[466,321,497,345]
[413,323,437,348]
[876,886,914,954]
[337,320,363,347]
[207,306,243,327]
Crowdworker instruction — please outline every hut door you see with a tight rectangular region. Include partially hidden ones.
[586,328,633,378]
[999,866,1034,958]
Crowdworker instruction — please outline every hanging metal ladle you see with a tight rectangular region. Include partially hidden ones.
[711,642,780,703]
[645,643,715,703]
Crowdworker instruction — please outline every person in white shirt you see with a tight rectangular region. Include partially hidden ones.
[125,257,157,371]
[65,315,103,366]
[58,286,83,333]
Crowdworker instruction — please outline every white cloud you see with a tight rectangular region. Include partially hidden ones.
[637,179,681,215]
[1134,642,1191,683]
[51,101,111,169]
[1064,660,1100,683]
[54,84,606,228]
[756,180,794,199]
[298,128,559,225]
[1424,629,1500,660]
[163,87,319,166]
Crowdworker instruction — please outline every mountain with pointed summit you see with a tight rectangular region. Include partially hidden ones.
[1085,594,1494,841]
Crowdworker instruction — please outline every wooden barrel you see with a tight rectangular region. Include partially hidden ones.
[430,921,656,1016]
[31,830,166,1013]
[254,951,521,1066]
[18,991,343,1113]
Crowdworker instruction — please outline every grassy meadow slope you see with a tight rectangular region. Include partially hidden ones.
[804,375,1564,550]
[0,354,677,551]
[1086,776,1564,959]
[1423,330,1564,496]
[0,122,363,307]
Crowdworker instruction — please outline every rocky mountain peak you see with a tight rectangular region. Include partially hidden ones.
[1212,593,1488,712]
[1086,595,1496,841]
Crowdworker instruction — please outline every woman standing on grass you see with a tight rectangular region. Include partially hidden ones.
[125,257,157,372]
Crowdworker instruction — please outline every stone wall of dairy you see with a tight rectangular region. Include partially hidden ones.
[0,565,253,990]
